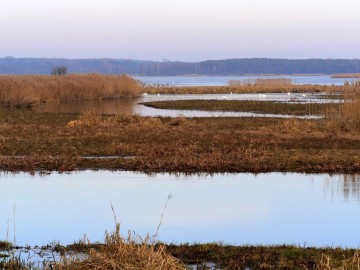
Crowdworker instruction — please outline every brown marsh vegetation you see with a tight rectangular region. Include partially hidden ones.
[228,78,293,86]
[1,105,360,173]
[3,240,360,269]
[0,225,185,270]
[332,73,360,78]
[0,74,142,107]
[144,84,341,95]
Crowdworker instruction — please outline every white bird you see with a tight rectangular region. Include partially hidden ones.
[157,93,161,96]
[288,92,291,95]
[222,96,227,100]
[142,93,148,96]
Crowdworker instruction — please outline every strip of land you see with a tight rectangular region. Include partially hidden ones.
[1,108,360,173]
[141,100,339,115]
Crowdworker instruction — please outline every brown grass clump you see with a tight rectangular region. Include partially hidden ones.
[0,74,142,107]
[315,251,360,270]
[53,224,185,270]
[145,84,341,95]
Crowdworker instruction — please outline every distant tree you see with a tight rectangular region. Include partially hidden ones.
[51,65,68,75]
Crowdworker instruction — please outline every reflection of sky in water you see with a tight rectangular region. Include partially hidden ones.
[0,171,360,247]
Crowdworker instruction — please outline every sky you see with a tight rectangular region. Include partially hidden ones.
[0,0,360,61]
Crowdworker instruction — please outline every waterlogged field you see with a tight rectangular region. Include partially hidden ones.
[1,76,360,269]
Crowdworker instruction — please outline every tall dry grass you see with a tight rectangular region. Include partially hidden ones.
[326,80,360,132]
[0,74,142,107]
[331,73,360,78]
[53,224,185,270]
[228,78,293,86]
[146,84,339,95]
[315,251,360,270]
[0,225,185,270]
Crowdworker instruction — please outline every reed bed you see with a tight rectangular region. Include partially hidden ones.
[229,78,293,86]
[145,84,341,95]
[331,73,360,78]
[0,74,142,107]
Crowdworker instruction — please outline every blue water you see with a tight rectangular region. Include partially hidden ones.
[134,75,356,86]
[1,171,359,247]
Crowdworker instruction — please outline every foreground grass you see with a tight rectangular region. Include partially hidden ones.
[142,100,338,115]
[0,225,185,270]
[2,239,360,269]
[0,109,360,173]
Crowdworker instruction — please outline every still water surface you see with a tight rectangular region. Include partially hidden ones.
[1,171,359,247]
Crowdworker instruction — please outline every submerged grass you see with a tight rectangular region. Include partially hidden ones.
[0,74,142,107]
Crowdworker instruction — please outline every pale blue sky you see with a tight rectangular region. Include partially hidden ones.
[1,0,359,61]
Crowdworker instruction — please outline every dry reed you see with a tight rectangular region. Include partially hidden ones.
[325,80,360,132]
[52,225,185,270]
[0,74,142,107]
[331,73,360,78]
[228,78,293,86]
[145,84,341,95]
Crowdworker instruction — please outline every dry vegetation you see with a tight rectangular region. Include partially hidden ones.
[228,78,293,86]
[332,73,360,78]
[144,84,341,95]
[52,225,184,270]
[168,244,360,270]
[3,241,360,269]
[0,225,185,270]
[1,106,360,173]
[0,74,142,107]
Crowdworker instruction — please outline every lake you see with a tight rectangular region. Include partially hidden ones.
[134,75,356,86]
[1,171,359,248]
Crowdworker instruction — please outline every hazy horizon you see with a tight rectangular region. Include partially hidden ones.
[1,0,360,61]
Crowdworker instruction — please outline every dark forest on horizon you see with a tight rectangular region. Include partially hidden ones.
[1,57,360,75]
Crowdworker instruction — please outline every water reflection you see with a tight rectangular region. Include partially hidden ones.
[1,171,360,248]
[325,174,360,201]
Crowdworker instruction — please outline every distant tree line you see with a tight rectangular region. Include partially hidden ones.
[1,57,360,75]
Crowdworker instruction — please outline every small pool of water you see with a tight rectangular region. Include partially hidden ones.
[0,171,359,247]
